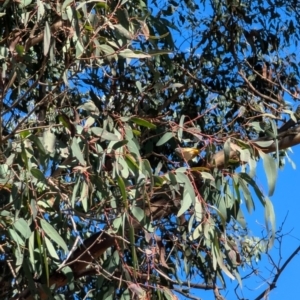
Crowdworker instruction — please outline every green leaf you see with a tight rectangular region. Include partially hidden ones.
[178,115,185,142]
[20,143,29,170]
[239,172,265,206]
[43,242,50,285]
[216,196,227,222]
[28,232,35,272]
[177,189,192,217]
[80,181,89,212]
[98,44,118,61]
[264,197,276,247]
[14,218,31,239]
[14,245,24,266]
[119,49,151,58]
[238,177,255,213]
[71,137,86,166]
[248,156,257,178]
[57,113,76,136]
[62,0,73,10]
[91,127,120,141]
[112,140,128,150]
[259,151,277,196]
[253,140,274,148]
[125,154,140,171]
[31,168,46,181]
[61,265,74,283]
[71,177,81,208]
[130,117,157,129]
[44,236,60,260]
[143,159,154,187]
[156,132,174,146]
[224,138,231,167]
[44,21,51,55]
[19,0,32,8]
[112,216,122,232]
[9,228,25,246]
[201,172,214,181]
[131,206,145,222]
[40,219,68,252]
[116,175,127,208]
[28,134,46,155]
[176,172,195,197]
[127,139,141,159]
[114,24,133,39]
[190,223,202,240]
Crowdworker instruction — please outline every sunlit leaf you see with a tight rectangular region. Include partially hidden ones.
[156,132,174,146]
[44,21,51,55]
[224,138,231,166]
[130,117,157,129]
[91,127,120,141]
[259,150,277,196]
[14,218,31,239]
[264,197,276,247]
[44,236,60,260]
[119,49,151,58]
[40,219,68,252]
[71,137,86,166]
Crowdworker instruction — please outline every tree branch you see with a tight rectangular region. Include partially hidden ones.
[210,124,300,168]
[254,245,300,300]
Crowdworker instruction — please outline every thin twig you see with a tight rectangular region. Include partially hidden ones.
[254,245,300,300]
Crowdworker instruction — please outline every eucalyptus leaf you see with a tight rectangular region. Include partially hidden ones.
[259,150,277,196]
[14,218,31,239]
[40,219,68,252]
[156,132,174,146]
[91,127,120,141]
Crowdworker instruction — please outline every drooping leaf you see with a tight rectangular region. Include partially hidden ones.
[40,219,68,252]
[44,21,51,55]
[224,138,231,167]
[116,175,127,208]
[264,197,276,247]
[44,236,60,260]
[259,150,277,196]
[178,115,185,142]
[71,137,86,166]
[14,218,31,239]
[238,177,255,213]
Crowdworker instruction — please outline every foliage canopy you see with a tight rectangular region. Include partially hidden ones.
[1,0,300,299]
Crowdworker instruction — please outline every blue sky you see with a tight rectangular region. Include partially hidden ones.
[240,144,300,300]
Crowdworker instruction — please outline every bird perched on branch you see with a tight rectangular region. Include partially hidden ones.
[278,104,300,133]
[175,147,200,161]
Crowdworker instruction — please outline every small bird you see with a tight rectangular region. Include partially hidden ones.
[175,147,200,161]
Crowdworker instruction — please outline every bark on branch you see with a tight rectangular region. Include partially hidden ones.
[211,125,300,168]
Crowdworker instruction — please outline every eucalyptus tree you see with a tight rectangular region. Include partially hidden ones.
[1,0,300,299]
